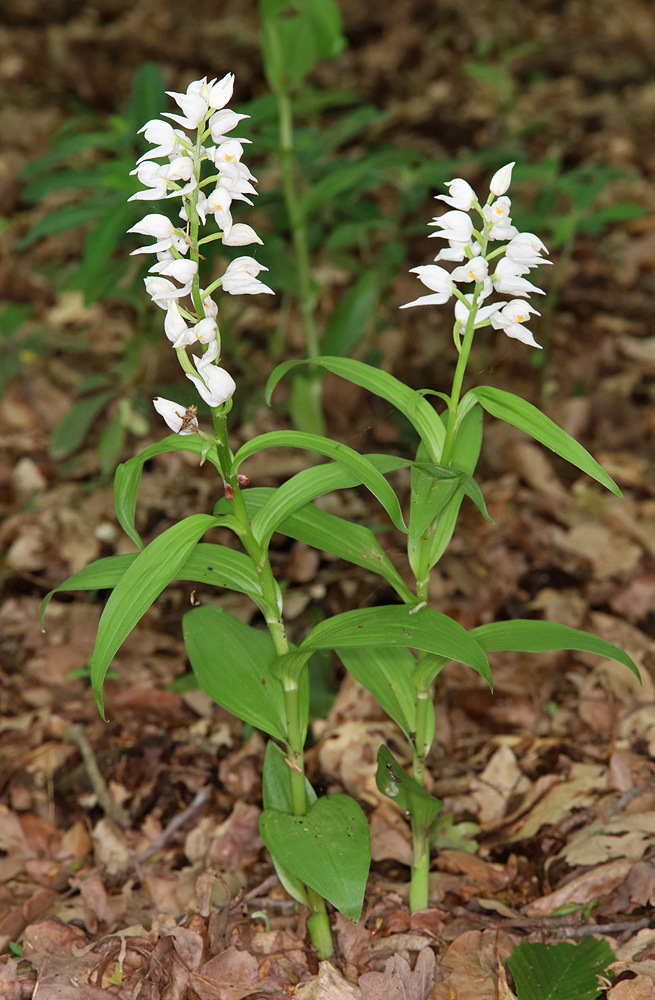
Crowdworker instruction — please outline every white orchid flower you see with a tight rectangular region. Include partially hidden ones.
[137,120,181,162]
[428,210,474,243]
[220,257,274,295]
[153,397,199,434]
[490,299,541,348]
[436,178,477,211]
[221,223,263,246]
[163,90,209,129]
[450,257,489,284]
[187,355,236,406]
[209,108,250,143]
[493,257,545,297]
[400,264,454,309]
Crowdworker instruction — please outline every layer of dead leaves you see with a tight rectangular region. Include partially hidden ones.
[2,0,655,997]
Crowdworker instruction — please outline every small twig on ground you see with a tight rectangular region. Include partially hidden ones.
[67,724,130,828]
[136,785,213,862]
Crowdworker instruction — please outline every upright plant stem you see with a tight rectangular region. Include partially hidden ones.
[403,285,484,911]
[276,89,324,435]
[211,412,332,956]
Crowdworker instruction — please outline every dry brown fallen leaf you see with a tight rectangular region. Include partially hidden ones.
[295,960,362,999]
[430,929,515,1000]
[523,859,633,916]
[359,947,436,1000]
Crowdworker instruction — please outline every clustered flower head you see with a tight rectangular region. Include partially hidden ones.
[402,162,551,350]
[128,73,274,430]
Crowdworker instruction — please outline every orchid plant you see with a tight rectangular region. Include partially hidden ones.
[43,72,639,954]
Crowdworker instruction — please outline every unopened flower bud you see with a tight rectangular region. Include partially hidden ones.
[489,162,515,197]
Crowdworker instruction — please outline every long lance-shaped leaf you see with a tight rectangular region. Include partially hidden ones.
[217,486,414,603]
[266,357,446,461]
[278,605,491,687]
[471,619,640,679]
[40,543,265,630]
[90,513,220,718]
[249,454,410,549]
[469,386,620,495]
[114,436,222,548]
[233,430,406,533]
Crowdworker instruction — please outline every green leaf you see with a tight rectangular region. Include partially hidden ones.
[114,435,222,549]
[291,605,491,687]
[470,386,621,495]
[90,514,219,718]
[40,554,137,630]
[261,742,317,906]
[338,647,420,739]
[40,543,264,632]
[17,200,112,250]
[507,937,614,1000]
[184,605,292,741]
[217,481,414,602]
[409,463,491,552]
[471,619,640,679]
[376,745,443,834]
[233,430,406,534]
[48,391,114,459]
[426,405,483,569]
[266,357,445,461]
[320,271,379,356]
[259,794,370,922]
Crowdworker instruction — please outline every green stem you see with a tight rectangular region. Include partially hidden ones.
[409,822,430,912]
[212,410,331,952]
[440,282,483,467]
[276,87,324,435]
[277,91,320,360]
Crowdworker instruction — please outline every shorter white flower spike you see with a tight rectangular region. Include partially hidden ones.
[153,397,199,434]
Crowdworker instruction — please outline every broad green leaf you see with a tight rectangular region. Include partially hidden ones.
[425,404,483,569]
[91,514,219,718]
[260,794,370,922]
[320,270,379,357]
[470,386,621,495]
[48,391,114,459]
[288,605,491,687]
[266,357,445,461]
[233,430,406,534]
[261,742,317,906]
[337,646,420,739]
[471,619,640,679]
[184,605,291,741]
[376,745,442,834]
[114,435,222,549]
[508,937,614,1000]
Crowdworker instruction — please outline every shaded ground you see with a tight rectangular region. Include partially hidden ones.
[1,1,655,997]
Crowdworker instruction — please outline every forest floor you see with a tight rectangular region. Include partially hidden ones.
[1,1,655,997]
